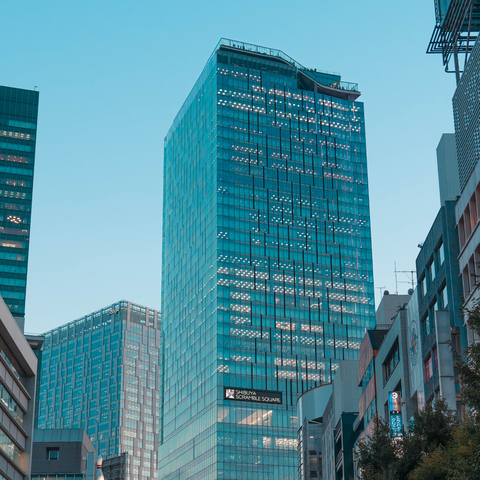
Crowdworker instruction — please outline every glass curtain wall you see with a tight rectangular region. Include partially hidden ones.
[37,301,162,480]
[0,86,39,320]
[160,40,375,480]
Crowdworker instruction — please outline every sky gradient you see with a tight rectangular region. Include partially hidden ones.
[1,1,456,332]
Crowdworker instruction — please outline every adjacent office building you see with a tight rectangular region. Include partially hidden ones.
[373,306,417,428]
[356,328,388,440]
[298,294,432,480]
[416,200,464,409]
[0,86,39,329]
[102,452,127,480]
[454,36,480,344]
[428,0,480,344]
[355,293,411,439]
[31,429,95,480]
[36,301,162,480]
[297,383,332,480]
[321,362,360,480]
[0,296,38,480]
[160,39,375,480]
[296,361,360,480]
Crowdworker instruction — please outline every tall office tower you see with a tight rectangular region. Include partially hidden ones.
[160,39,375,480]
[36,301,162,480]
[428,0,480,344]
[0,86,39,329]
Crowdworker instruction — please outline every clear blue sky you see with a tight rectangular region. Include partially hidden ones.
[1,1,456,333]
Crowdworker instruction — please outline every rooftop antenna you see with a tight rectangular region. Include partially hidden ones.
[393,261,398,295]
[375,286,386,296]
[394,262,416,293]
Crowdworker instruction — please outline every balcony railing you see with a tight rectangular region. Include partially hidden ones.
[217,38,359,92]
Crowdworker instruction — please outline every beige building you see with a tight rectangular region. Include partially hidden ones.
[0,297,38,480]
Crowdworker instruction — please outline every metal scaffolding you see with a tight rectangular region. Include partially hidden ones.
[427,0,480,81]
[102,452,128,480]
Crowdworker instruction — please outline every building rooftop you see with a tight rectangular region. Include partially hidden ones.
[33,428,94,448]
[216,38,360,97]
[39,300,160,338]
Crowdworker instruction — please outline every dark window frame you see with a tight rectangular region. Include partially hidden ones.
[47,447,59,461]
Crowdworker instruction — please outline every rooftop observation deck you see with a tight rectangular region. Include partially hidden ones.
[216,38,361,101]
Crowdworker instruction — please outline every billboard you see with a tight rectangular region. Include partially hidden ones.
[224,387,282,405]
[389,391,403,438]
[407,289,425,409]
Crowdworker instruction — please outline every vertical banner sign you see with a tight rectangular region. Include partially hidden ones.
[389,391,403,438]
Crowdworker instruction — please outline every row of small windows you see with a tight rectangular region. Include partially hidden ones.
[419,240,445,297]
[383,340,400,384]
[0,380,25,424]
[461,245,480,298]
[217,54,297,80]
[0,141,33,153]
[216,86,359,121]
[217,182,370,216]
[218,172,369,200]
[216,61,358,114]
[458,182,480,249]
[217,101,361,132]
[0,116,37,130]
[218,163,364,192]
[421,292,448,339]
[0,152,34,165]
[424,347,438,382]
[420,286,449,339]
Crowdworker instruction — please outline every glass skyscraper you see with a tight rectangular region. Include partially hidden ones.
[36,301,162,480]
[0,86,39,327]
[160,39,374,480]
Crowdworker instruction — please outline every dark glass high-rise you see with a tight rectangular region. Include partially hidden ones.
[160,39,375,480]
[0,86,39,329]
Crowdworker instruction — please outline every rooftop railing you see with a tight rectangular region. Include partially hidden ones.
[217,38,359,93]
[306,74,359,93]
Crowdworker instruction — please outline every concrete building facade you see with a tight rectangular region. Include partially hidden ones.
[355,328,388,439]
[31,429,95,480]
[297,384,332,480]
[0,297,38,480]
[321,361,360,480]
[374,308,417,427]
[449,25,480,345]
[296,361,360,480]
[436,134,460,206]
[455,130,480,345]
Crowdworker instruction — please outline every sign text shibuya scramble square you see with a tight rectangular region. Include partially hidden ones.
[224,387,282,404]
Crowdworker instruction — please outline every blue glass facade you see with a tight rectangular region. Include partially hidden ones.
[36,301,162,480]
[160,39,374,480]
[0,86,39,323]
[416,201,465,405]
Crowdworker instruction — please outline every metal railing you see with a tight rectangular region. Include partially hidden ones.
[217,38,359,92]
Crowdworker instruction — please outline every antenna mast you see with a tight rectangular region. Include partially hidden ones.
[394,264,417,292]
